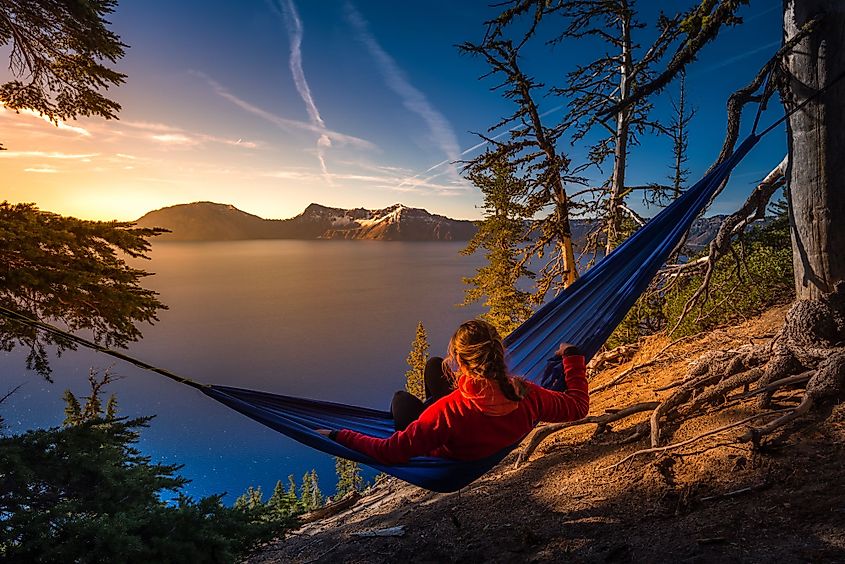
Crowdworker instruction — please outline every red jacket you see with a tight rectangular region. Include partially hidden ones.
[336,355,589,464]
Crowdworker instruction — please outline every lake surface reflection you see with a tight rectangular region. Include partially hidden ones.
[2,240,486,501]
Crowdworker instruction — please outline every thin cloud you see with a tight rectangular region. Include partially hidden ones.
[270,0,335,184]
[345,2,461,175]
[262,163,472,195]
[1,106,91,137]
[194,70,376,150]
[121,119,259,149]
[396,103,567,189]
[24,165,60,173]
[693,40,781,75]
[151,133,197,146]
[0,151,99,159]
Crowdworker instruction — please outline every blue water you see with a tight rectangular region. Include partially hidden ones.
[0,240,487,503]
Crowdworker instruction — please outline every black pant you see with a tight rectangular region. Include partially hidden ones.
[391,356,454,431]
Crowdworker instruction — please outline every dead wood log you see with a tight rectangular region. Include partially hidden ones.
[588,343,639,373]
[298,491,362,524]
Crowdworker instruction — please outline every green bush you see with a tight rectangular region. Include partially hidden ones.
[606,201,794,347]
[663,239,794,336]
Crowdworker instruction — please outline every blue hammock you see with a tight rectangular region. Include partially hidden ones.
[201,133,762,492]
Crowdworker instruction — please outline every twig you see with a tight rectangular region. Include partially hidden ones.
[301,542,342,564]
[350,525,405,538]
[604,410,789,470]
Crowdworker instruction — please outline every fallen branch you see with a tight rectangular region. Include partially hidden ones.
[700,482,767,502]
[350,525,405,538]
[604,410,788,470]
[515,402,660,468]
[588,343,639,373]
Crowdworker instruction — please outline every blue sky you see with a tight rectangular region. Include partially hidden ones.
[1,0,786,221]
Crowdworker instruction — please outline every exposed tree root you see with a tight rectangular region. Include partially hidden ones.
[646,284,845,449]
[605,410,788,471]
[515,402,660,468]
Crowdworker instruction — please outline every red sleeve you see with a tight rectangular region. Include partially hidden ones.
[530,355,589,422]
[334,403,451,465]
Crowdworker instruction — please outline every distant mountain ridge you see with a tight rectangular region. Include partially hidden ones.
[134,201,750,248]
[135,202,477,241]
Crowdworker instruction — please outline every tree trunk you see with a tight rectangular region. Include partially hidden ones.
[784,0,845,299]
[606,6,633,255]
[554,182,579,287]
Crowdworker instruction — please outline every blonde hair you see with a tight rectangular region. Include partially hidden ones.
[443,319,525,401]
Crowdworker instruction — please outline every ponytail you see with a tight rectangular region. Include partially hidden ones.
[446,319,525,401]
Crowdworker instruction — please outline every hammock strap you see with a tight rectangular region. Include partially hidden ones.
[0,305,208,390]
[757,68,845,138]
[751,65,774,135]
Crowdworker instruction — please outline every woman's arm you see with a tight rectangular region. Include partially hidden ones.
[531,353,589,422]
[333,408,451,465]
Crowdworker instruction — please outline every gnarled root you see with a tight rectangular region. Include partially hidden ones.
[515,401,659,468]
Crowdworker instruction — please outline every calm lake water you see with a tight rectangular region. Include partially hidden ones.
[2,240,486,502]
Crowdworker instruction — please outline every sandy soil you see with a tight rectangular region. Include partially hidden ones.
[250,306,845,563]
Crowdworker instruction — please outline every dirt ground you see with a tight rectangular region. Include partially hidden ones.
[250,306,845,563]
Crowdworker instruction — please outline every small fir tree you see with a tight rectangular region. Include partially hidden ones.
[299,469,323,512]
[286,474,299,512]
[234,486,264,511]
[405,321,429,400]
[334,457,364,500]
[461,157,534,335]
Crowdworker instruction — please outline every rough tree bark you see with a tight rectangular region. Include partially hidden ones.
[606,5,633,255]
[785,0,845,299]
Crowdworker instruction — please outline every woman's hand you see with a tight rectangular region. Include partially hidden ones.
[557,343,581,357]
[315,429,334,437]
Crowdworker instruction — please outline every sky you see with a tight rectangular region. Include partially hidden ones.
[1,0,787,222]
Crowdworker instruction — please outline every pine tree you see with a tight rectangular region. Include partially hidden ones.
[308,469,323,511]
[404,321,429,400]
[267,480,292,518]
[1,379,285,561]
[234,486,264,511]
[286,474,299,513]
[461,157,534,334]
[0,202,166,379]
[299,469,323,512]
[62,390,82,426]
[105,394,119,420]
[334,457,363,500]
[0,0,127,149]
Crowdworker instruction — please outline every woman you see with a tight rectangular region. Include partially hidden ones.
[318,319,589,465]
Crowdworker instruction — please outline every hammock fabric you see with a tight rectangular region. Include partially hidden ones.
[202,133,762,492]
